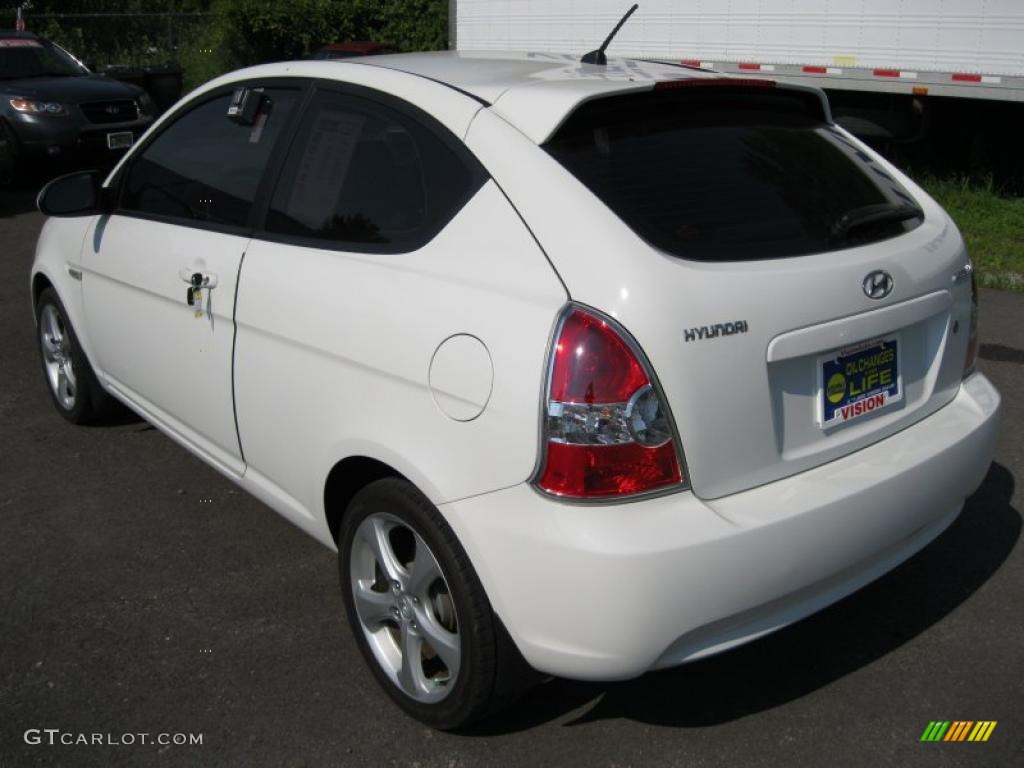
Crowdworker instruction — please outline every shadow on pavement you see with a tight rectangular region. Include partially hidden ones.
[472,462,1019,734]
[0,176,43,217]
[94,401,146,427]
[980,343,1024,366]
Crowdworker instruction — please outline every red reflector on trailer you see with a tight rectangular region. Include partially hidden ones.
[655,77,775,90]
[803,65,827,74]
[737,62,761,70]
[952,73,982,82]
[873,69,900,78]
[680,59,701,67]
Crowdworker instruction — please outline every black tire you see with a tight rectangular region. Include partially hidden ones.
[338,477,534,729]
[36,287,112,424]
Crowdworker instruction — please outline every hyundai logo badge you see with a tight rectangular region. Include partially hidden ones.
[863,270,894,300]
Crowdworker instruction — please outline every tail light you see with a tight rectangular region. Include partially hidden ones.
[534,306,686,499]
[963,271,980,377]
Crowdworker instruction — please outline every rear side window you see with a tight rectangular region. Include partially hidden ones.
[545,87,923,261]
[121,88,299,228]
[263,88,486,251]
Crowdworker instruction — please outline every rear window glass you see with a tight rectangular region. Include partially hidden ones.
[544,87,923,261]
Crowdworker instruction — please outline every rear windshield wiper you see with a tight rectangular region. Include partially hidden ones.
[829,203,923,243]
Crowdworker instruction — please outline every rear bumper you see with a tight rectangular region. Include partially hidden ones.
[440,373,1000,680]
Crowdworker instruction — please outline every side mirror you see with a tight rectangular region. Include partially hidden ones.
[37,170,115,217]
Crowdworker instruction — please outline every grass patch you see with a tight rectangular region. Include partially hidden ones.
[916,176,1024,291]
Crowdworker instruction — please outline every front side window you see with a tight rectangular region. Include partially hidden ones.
[121,87,299,228]
[264,88,485,251]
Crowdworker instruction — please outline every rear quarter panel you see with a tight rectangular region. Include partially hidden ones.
[232,180,567,543]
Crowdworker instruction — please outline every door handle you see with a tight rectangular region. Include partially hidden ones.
[178,269,218,288]
[179,269,218,309]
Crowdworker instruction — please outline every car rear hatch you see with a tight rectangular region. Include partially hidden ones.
[534,82,974,500]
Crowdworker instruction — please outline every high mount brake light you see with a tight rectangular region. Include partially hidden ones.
[535,306,685,499]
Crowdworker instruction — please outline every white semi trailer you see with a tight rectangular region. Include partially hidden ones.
[450,0,1024,183]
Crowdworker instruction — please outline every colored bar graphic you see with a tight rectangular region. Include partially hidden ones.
[945,721,972,741]
[921,720,996,742]
[921,721,950,741]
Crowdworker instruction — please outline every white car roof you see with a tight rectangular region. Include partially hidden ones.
[363,51,690,101]
[363,50,716,142]
[189,52,815,146]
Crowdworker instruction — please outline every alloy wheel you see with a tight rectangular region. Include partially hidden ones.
[349,512,461,703]
[39,304,77,411]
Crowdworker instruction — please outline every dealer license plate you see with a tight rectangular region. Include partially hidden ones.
[107,131,133,150]
[818,336,902,427]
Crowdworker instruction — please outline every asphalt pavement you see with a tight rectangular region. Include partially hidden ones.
[1,184,1022,768]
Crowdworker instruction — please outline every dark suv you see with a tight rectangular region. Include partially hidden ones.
[0,31,154,180]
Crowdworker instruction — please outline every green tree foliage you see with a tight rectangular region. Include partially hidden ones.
[213,0,371,65]
[212,0,447,65]
[3,0,448,92]
[371,0,448,51]
[4,1,216,74]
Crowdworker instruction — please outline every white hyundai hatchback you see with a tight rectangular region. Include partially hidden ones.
[30,51,1000,728]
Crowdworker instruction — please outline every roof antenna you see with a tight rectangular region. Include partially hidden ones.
[581,4,639,66]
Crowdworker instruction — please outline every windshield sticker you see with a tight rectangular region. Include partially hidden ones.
[248,111,268,144]
[285,110,364,231]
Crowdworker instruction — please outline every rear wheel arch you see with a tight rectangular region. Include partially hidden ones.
[324,456,406,544]
[334,473,540,727]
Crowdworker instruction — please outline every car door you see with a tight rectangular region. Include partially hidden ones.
[80,83,302,476]
[232,84,566,530]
